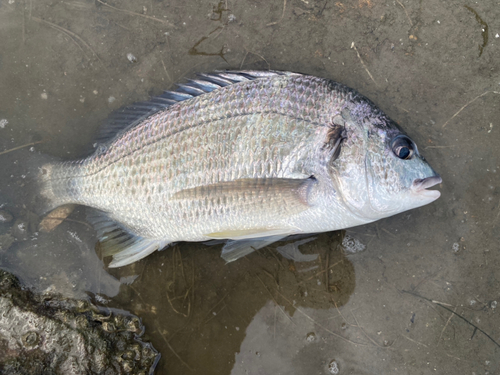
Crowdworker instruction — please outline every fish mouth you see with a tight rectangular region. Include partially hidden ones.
[412,176,442,200]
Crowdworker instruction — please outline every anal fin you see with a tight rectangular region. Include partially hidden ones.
[107,237,169,268]
[87,209,170,268]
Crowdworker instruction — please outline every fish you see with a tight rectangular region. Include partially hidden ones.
[38,71,442,268]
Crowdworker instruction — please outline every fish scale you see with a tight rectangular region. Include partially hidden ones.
[39,71,441,267]
[74,94,321,227]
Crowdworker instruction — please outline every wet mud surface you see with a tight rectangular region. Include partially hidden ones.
[1,0,499,373]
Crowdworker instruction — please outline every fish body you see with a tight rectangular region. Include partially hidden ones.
[40,71,441,267]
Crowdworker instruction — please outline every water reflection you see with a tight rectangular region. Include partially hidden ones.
[106,232,356,374]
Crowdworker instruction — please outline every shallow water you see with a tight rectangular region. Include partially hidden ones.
[1,0,499,373]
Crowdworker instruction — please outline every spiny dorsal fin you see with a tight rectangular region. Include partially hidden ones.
[90,71,286,154]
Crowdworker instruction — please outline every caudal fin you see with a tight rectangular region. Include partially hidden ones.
[0,149,50,213]
[0,148,69,216]
[37,161,65,214]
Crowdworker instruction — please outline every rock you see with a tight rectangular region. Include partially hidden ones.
[0,269,160,374]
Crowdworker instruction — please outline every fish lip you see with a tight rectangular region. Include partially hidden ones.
[412,175,442,200]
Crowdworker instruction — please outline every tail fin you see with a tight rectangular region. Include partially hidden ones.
[0,148,65,216]
[37,161,65,215]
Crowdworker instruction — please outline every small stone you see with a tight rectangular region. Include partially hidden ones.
[306,332,316,342]
[127,53,137,63]
[12,219,29,240]
[40,92,48,100]
[342,234,366,253]
[0,210,13,223]
[328,359,340,374]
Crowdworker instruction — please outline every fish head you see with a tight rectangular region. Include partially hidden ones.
[363,128,442,216]
[330,97,441,221]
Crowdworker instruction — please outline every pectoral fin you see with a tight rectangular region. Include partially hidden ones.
[323,123,346,162]
[172,177,317,215]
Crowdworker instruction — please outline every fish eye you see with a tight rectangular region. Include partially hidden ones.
[391,136,414,160]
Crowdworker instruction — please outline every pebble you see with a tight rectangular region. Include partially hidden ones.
[328,359,340,374]
[0,210,13,224]
[306,332,316,342]
[127,53,137,63]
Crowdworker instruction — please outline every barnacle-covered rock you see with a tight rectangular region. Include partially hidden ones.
[0,269,159,374]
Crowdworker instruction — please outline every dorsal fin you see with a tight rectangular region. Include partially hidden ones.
[89,70,286,155]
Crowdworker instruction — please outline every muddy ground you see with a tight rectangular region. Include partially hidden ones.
[0,0,499,374]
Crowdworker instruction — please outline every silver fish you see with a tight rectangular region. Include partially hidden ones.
[39,71,442,267]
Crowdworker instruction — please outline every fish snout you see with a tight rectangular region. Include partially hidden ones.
[411,175,442,200]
